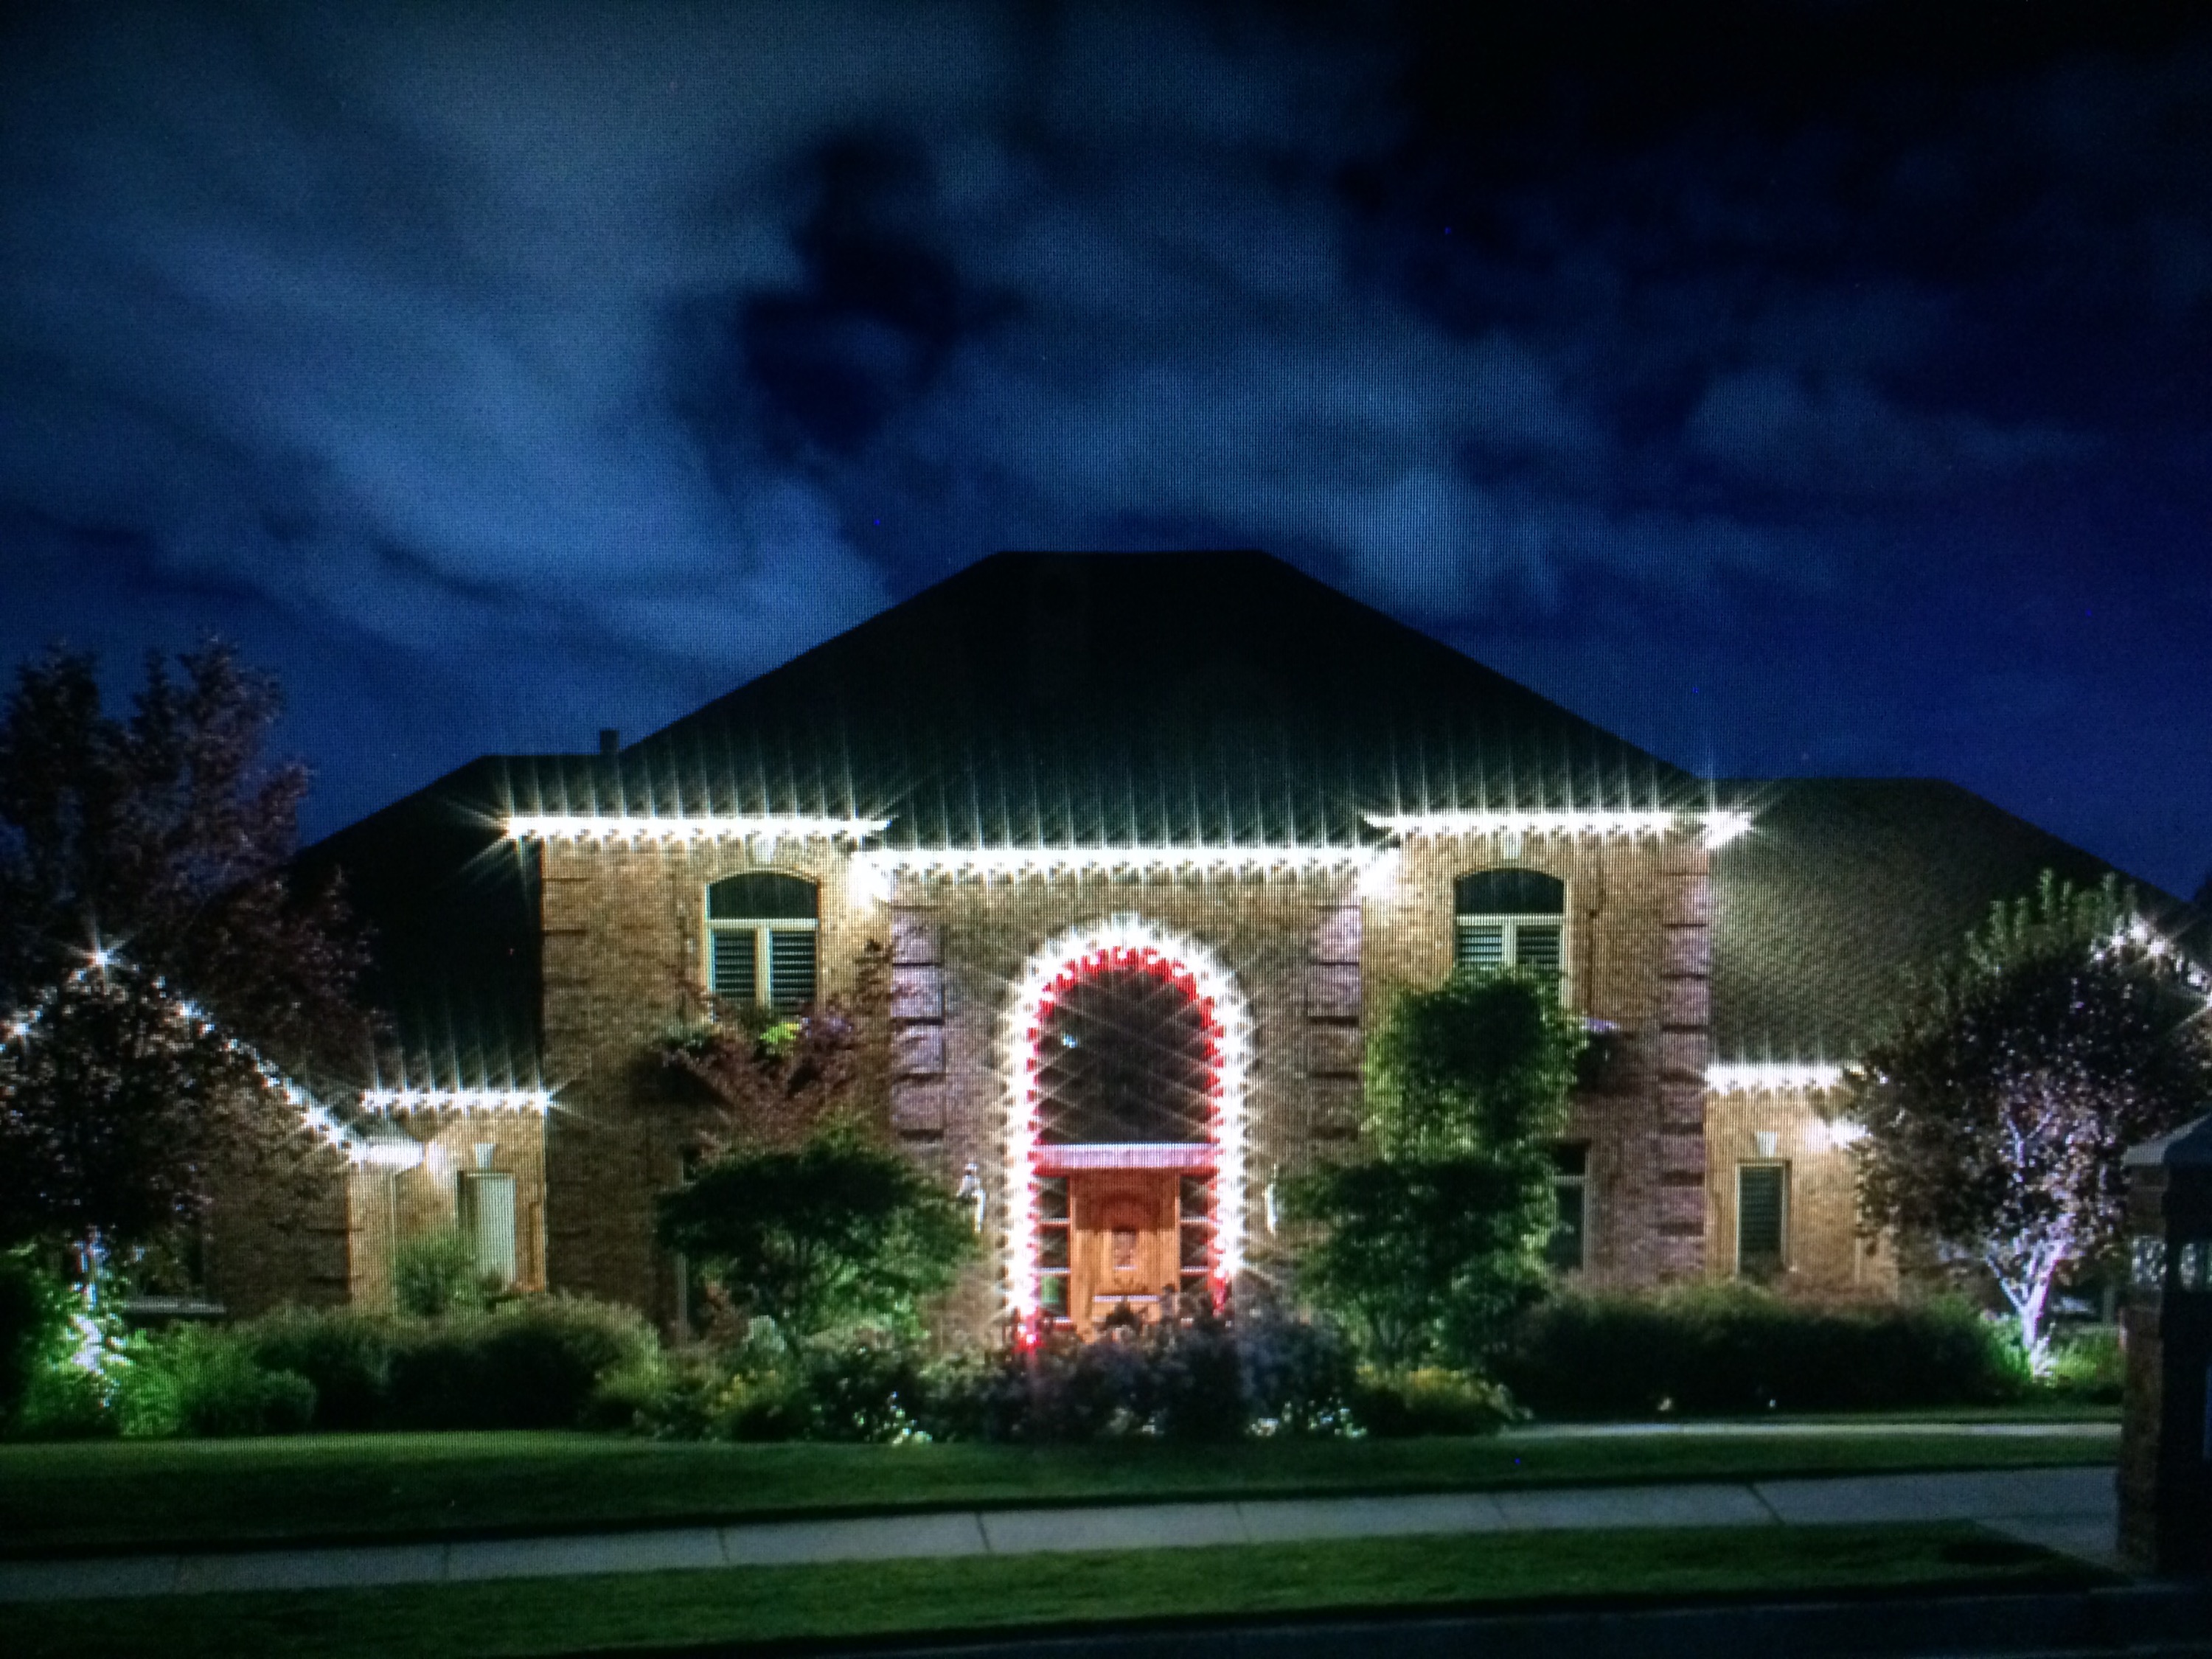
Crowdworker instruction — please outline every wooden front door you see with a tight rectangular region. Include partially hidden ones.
[1068,1171,1178,1335]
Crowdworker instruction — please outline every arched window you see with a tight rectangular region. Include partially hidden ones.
[1453,868,1567,991]
[706,872,818,1011]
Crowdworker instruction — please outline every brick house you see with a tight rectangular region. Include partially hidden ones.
[236,551,2174,1333]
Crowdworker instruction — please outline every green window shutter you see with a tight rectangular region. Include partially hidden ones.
[1456,921,1506,971]
[712,928,759,1001]
[1739,1165,1787,1274]
[1514,923,1564,975]
[768,929,817,1009]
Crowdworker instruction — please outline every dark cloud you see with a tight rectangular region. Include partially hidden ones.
[1,1,2208,889]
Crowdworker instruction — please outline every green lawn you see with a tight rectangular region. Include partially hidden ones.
[9,1523,2111,1659]
[0,1422,2118,1557]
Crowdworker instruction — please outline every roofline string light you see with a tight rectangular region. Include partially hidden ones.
[359,1085,555,1116]
[1001,918,1252,1335]
[506,813,888,845]
[862,844,1377,882]
[1366,809,1753,849]
[1,954,368,1164]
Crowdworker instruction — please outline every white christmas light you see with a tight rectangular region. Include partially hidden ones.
[868,844,1374,883]
[999,917,1253,1326]
[359,1085,555,1116]
[506,813,888,846]
[1368,809,1750,848]
[1706,1062,1847,1093]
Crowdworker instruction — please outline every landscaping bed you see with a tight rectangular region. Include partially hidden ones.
[7,1523,2113,1659]
[0,1421,2117,1558]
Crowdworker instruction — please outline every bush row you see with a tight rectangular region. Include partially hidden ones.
[19,1295,661,1439]
[1493,1286,2028,1416]
[612,1315,1517,1444]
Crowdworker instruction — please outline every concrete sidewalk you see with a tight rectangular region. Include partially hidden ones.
[0,1465,2119,1604]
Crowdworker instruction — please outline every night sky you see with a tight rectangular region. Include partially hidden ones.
[3,3,2208,895]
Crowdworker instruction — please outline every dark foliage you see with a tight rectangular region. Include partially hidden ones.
[1495,1287,2024,1417]
[1293,968,1584,1368]
[656,1127,975,1338]
[0,1249,67,1427]
[0,645,371,1251]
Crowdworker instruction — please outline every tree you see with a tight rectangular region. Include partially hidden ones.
[1291,969,1585,1369]
[0,645,368,1253]
[655,1126,975,1338]
[1848,872,2212,1370]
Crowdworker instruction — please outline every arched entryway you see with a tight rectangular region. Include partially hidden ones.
[1002,919,1251,1338]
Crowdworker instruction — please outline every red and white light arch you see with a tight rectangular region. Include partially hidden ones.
[1001,917,1252,1324]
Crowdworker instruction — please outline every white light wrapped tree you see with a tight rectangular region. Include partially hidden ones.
[1848,874,2212,1370]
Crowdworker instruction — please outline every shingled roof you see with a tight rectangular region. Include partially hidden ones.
[1708,778,2188,1065]
[551,550,1704,844]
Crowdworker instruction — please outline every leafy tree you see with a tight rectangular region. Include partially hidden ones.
[0,645,368,1253]
[1291,969,1585,1369]
[1848,872,2212,1371]
[656,1126,975,1338]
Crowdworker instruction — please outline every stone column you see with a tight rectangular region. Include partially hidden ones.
[1653,830,1713,1281]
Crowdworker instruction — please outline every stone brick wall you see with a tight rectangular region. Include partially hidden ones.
[529,823,1739,1332]
[1702,1085,1895,1295]
[538,835,875,1328]
[204,1147,354,1317]
[884,868,1366,1341]
[1363,829,1709,1287]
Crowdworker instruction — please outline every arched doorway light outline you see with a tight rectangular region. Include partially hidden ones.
[999,916,1252,1326]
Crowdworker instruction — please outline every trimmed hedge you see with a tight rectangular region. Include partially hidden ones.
[1495,1286,2025,1417]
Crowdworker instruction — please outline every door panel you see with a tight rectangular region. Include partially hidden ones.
[1069,1171,1178,1335]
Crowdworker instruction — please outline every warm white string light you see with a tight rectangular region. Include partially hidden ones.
[1,958,368,1163]
[506,813,888,845]
[1368,808,1753,848]
[1706,1062,1847,1093]
[863,844,1374,883]
[359,1085,554,1116]
[1000,917,1253,1332]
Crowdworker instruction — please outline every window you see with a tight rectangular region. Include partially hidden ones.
[1036,1176,1071,1322]
[1546,1142,1589,1271]
[459,1171,517,1287]
[1178,1175,1214,1300]
[1454,868,1568,994]
[706,872,818,1010]
[1737,1163,1788,1279]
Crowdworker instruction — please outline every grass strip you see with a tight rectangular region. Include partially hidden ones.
[9,1523,2111,1659]
[0,1427,2117,1557]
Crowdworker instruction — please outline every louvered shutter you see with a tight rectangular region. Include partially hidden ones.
[767,929,817,1009]
[1456,922,1506,971]
[711,928,759,1001]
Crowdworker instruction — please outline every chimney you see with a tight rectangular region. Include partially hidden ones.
[598,728,619,758]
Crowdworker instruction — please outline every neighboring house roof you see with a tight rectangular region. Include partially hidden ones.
[1708,778,2188,1066]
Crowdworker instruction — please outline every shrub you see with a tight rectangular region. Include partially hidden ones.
[116,1328,316,1438]
[239,1308,390,1431]
[387,1295,659,1430]
[1353,1368,1518,1437]
[917,1317,1358,1446]
[1496,1286,2025,1417]
[0,1251,69,1430]
[2043,1325,2124,1404]
[395,1229,490,1318]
